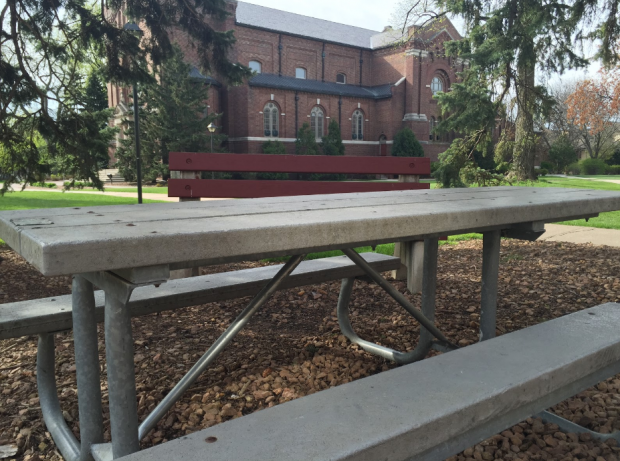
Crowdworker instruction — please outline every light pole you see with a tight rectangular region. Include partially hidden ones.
[124,22,143,204]
[208,122,216,179]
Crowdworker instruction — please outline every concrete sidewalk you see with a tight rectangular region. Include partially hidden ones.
[541,224,620,248]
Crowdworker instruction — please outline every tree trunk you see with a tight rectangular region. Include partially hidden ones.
[514,40,537,181]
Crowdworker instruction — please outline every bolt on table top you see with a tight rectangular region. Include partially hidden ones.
[1,187,619,277]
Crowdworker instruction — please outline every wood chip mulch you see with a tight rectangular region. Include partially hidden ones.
[1,239,620,461]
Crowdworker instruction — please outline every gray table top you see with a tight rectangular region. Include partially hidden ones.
[1,187,619,276]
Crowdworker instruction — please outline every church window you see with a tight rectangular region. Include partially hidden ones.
[310,107,324,139]
[264,103,279,137]
[431,76,444,95]
[249,61,262,73]
[296,68,307,79]
[352,110,364,140]
[337,73,347,84]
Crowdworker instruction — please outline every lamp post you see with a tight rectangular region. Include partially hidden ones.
[124,22,143,204]
[208,122,216,179]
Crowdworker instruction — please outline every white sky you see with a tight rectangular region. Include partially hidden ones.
[240,0,601,84]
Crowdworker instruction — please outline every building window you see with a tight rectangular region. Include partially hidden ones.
[431,76,443,95]
[337,73,346,84]
[296,68,307,79]
[310,107,324,139]
[249,61,262,74]
[352,110,364,140]
[264,103,279,137]
[429,116,436,141]
[436,116,442,141]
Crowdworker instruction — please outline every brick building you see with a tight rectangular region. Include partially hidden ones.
[109,1,464,160]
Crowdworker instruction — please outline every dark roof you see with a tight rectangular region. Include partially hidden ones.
[236,2,383,49]
[188,66,222,87]
[249,74,394,99]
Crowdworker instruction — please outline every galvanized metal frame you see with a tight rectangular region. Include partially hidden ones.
[338,239,448,364]
[34,220,610,460]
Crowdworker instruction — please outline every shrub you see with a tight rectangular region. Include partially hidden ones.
[32,182,57,188]
[608,165,620,175]
[537,168,548,177]
[64,181,94,189]
[606,146,620,166]
[430,161,440,175]
[320,120,345,156]
[262,140,287,155]
[548,136,578,173]
[392,128,424,157]
[579,158,608,175]
[566,162,580,175]
[540,161,553,171]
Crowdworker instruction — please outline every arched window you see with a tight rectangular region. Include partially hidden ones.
[310,107,324,139]
[352,110,364,140]
[249,61,262,74]
[264,102,279,137]
[429,116,436,141]
[337,73,347,84]
[296,68,307,79]
[431,76,444,95]
[436,116,442,141]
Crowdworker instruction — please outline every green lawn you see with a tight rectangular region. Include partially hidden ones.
[106,187,169,194]
[576,175,620,180]
[0,191,166,245]
[515,177,620,230]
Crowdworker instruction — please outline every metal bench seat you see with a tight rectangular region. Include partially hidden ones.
[116,303,620,461]
[0,253,401,340]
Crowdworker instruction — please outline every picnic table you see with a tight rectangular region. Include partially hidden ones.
[2,186,620,460]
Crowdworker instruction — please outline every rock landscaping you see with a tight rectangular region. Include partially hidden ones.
[1,239,620,461]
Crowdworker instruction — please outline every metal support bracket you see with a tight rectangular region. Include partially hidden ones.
[137,255,306,440]
[537,411,620,443]
[337,240,457,365]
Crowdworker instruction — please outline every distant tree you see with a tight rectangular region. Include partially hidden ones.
[321,120,345,156]
[392,128,424,157]
[83,69,110,114]
[392,0,620,183]
[566,71,620,159]
[1,0,251,194]
[295,123,320,156]
[548,136,578,173]
[262,140,287,155]
[115,46,223,182]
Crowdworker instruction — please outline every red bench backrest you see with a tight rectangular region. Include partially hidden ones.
[168,153,431,199]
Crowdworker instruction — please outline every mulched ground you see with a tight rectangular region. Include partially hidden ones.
[1,239,620,461]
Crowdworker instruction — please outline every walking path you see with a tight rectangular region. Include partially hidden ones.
[541,224,620,248]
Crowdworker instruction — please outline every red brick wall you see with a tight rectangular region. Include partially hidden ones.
[107,3,466,162]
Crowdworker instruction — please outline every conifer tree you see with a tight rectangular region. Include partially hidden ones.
[1,0,250,193]
[115,47,224,182]
[321,120,345,156]
[295,123,320,156]
[392,127,424,157]
[394,0,620,183]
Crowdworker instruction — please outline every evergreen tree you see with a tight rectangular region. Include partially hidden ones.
[83,69,109,113]
[548,136,578,173]
[393,0,620,184]
[321,120,345,156]
[295,123,320,156]
[115,46,224,182]
[392,128,424,157]
[1,0,251,194]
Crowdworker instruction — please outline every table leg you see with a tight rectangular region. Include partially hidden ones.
[338,238,451,365]
[480,230,501,342]
[104,278,140,458]
[72,275,104,461]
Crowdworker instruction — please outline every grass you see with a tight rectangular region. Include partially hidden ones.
[516,177,620,230]
[576,175,620,180]
[0,191,166,245]
[265,233,482,262]
[106,187,169,194]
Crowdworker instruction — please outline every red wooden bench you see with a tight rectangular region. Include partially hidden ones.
[167,153,430,199]
[167,152,431,292]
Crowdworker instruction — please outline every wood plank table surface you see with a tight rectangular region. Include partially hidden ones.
[1,187,620,277]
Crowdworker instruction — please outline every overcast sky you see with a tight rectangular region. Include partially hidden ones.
[240,0,600,84]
